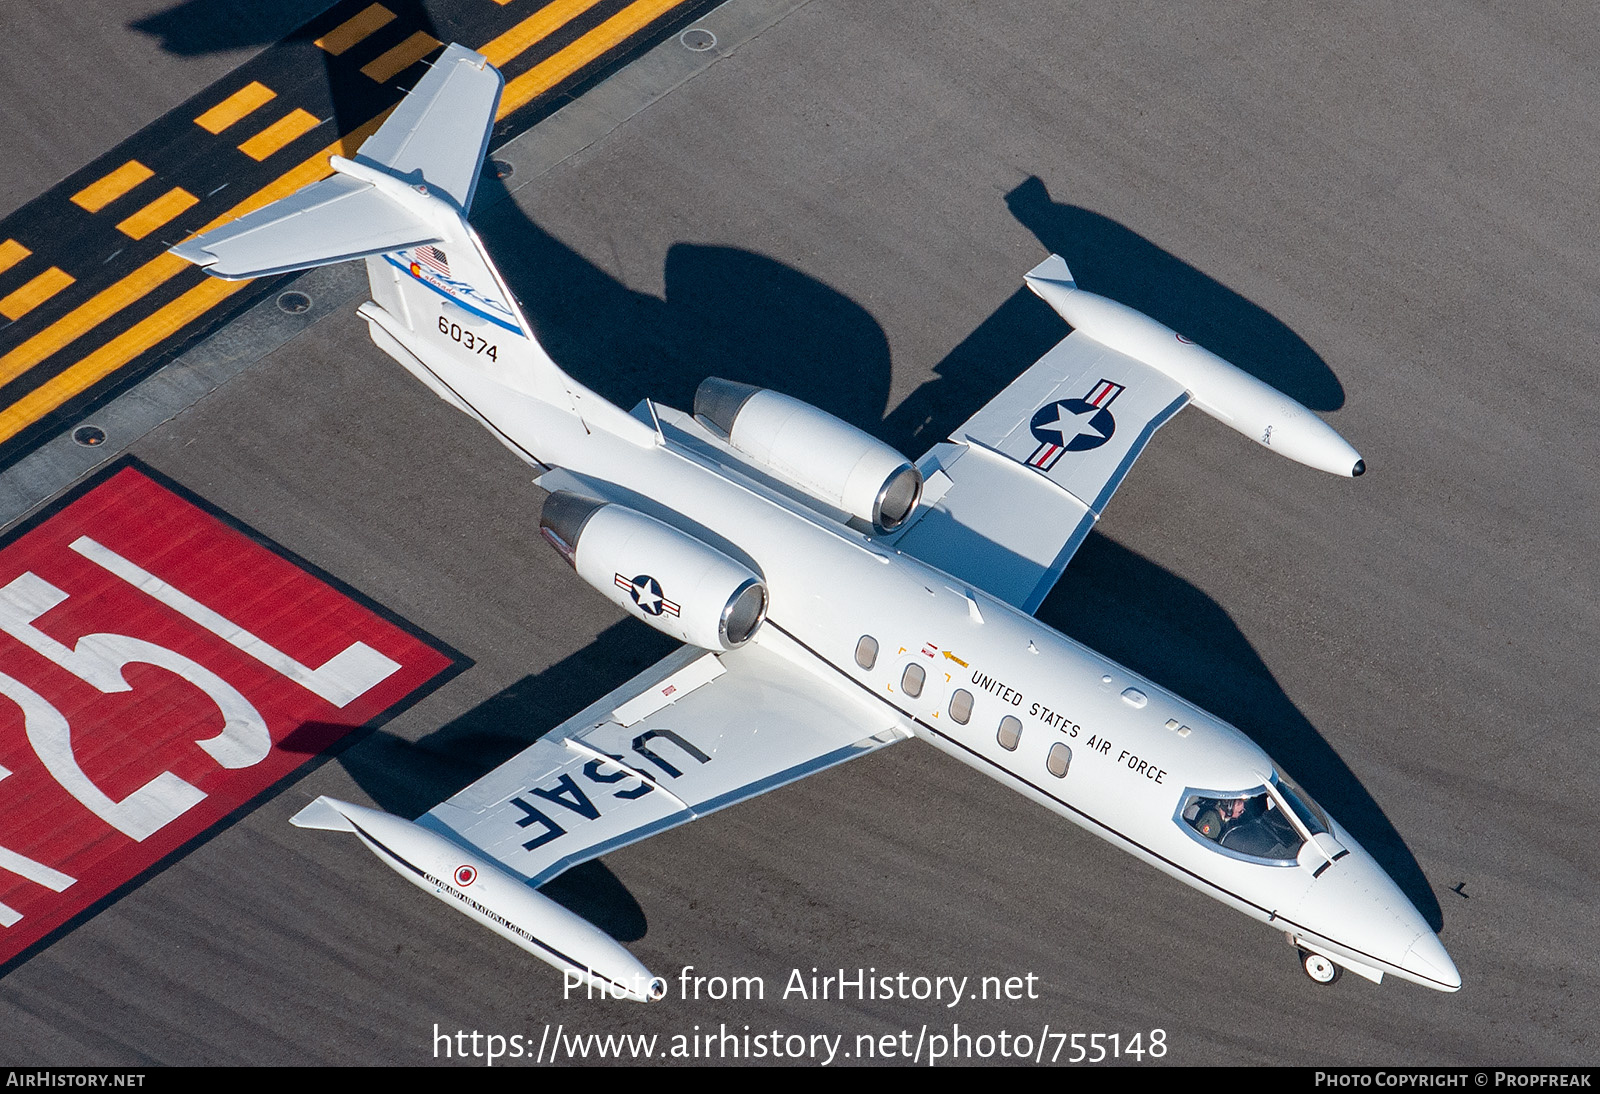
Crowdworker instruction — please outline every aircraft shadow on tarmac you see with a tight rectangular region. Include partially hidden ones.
[133,1,499,170]
[130,3,1433,933]
[279,173,1441,939]
[1003,176,1346,413]
[281,618,680,943]
[131,0,342,57]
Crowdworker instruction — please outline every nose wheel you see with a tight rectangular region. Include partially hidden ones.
[1299,949,1342,985]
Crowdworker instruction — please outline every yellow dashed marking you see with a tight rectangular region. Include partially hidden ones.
[194,81,278,134]
[0,0,699,444]
[360,30,442,82]
[314,3,396,55]
[482,0,605,67]
[498,0,687,119]
[0,240,31,276]
[0,268,75,321]
[237,108,323,161]
[0,111,393,433]
[69,161,154,213]
[115,188,200,241]
[0,277,250,440]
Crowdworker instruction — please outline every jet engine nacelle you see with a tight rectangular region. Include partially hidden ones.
[540,492,768,651]
[694,379,923,533]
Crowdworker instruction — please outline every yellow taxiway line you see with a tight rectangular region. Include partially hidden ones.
[194,82,278,135]
[0,0,696,446]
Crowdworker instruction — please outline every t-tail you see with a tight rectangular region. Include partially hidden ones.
[171,44,579,417]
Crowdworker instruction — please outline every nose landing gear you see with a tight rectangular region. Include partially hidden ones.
[1299,948,1342,985]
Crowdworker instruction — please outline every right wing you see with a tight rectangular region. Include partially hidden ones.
[889,326,1189,612]
[419,639,906,887]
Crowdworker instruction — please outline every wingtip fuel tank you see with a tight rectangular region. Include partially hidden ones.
[291,797,664,1002]
[1024,255,1365,478]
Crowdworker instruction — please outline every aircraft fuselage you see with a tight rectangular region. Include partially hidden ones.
[399,332,1459,994]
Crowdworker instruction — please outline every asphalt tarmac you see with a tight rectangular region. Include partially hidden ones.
[0,0,336,223]
[1,0,1596,1067]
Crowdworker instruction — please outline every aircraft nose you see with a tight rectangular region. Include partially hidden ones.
[1401,931,1461,992]
[1288,832,1461,991]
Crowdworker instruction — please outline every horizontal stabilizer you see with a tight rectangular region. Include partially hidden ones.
[170,174,441,279]
[170,44,502,281]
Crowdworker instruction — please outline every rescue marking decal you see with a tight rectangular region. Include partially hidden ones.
[1026,378,1126,469]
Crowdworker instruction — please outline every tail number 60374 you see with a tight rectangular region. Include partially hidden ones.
[439,315,498,361]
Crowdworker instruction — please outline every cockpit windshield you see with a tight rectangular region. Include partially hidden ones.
[1178,786,1304,866]
[1271,768,1330,838]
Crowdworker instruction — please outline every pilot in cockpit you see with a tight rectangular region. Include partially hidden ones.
[1184,790,1302,863]
[1193,796,1241,840]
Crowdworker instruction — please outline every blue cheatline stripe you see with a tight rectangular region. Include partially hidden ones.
[383,254,523,335]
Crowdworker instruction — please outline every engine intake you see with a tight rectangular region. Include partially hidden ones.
[540,492,768,650]
[694,379,922,533]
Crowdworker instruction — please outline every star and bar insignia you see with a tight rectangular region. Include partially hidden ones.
[615,573,681,617]
[1026,378,1125,471]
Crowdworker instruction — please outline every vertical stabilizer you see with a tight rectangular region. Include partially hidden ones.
[171,44,579,412]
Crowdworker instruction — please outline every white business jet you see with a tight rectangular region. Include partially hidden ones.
[172,44,1459,999]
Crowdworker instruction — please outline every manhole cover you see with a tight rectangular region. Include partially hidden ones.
[72,425,106,448]
[492,159,514,180]
[277,291,312,315]
[680,28,716,51]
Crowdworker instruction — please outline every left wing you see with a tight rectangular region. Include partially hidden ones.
[419,639,905,887]
[888,253,1362,613]
[888,327,1189,612]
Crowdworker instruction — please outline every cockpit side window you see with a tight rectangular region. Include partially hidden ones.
[1176,787,1303,866]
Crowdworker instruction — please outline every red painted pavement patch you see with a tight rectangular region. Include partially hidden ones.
[0,461,459,965]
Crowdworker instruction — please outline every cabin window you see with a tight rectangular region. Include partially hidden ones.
[997,715,1022,751]
[901,663,925,698]
[949,689,973,724]
[1177,787,1304,866]
[1046,743,1072,778]
[855,635,879,670]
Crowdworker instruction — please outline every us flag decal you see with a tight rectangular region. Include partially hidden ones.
[412,245,450,277]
